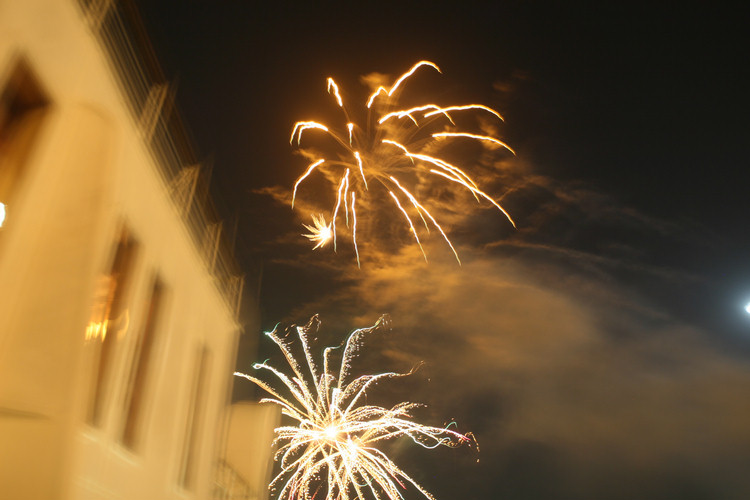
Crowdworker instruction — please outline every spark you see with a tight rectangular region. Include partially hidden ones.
[303,214,333,250]
[290,60,515,264]
[381,139,409,155]
[374,60,441,102]
[423,104,504,122]
[432,132,516,155]
[327,78,344,107]
[332,169,350,251]
[291,121,329,146]
[351,192,360,268]
[389,176,460,264]
[235,315,475,500]
[378,104,451,125]
[429,169,516,227]
[403,152,480,191]
[293,159,326,208]
[366,87,388,108]
[353,151,367,190]
[389,191,427,262]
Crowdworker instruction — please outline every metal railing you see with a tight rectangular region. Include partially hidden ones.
[74,0,245,318]
[213,459,256,500]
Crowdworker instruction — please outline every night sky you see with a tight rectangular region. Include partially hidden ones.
[134,2,749,499]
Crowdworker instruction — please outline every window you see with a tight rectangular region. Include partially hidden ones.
[0,57,48,229]
[179,345,211,490]
[120,276,166,449]
[87,228,138,426]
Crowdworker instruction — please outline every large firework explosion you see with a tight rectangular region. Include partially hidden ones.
[291,61,515,266]
[235,315,475,500]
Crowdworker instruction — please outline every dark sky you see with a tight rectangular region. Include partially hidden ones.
[133,2,750,499]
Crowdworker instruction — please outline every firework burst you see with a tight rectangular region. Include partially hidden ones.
[290,60,516,265]
[303,213,333,250]
[235,315,475,500]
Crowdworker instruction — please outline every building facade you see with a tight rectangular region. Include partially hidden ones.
[0,0,277,499]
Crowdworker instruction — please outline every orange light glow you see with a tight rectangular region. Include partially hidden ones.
[85,320,108,341]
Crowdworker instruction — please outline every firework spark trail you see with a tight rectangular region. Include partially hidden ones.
[293,159,326,208]
[351,192,360,267]
[432,132,516,156]
[235,315,475,500]
[291,60,515,264]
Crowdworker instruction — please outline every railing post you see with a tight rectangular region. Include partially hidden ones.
[228,275,244,317]
[169,165,200,216]
[82,0,114,30]
[139,82,171,142]
[203,222,222,273]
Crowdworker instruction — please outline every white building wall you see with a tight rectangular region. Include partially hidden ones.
[0,1,274,499]
[223,403,281,500]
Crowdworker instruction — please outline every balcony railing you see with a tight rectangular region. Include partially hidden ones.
[74,0,245,318]
[213,459,256,500]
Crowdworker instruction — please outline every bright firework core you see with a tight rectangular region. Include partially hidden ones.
[302,213,333,250]
[291,61,516,266]
[235,315,475,500]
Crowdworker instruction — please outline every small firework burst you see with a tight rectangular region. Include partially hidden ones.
[303,213,333,250]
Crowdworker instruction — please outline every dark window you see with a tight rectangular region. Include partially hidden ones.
[179,345,211,490]
[0,57,48,229]
[121,276,166,449]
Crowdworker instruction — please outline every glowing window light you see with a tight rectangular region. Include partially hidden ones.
[0,202,5,227]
